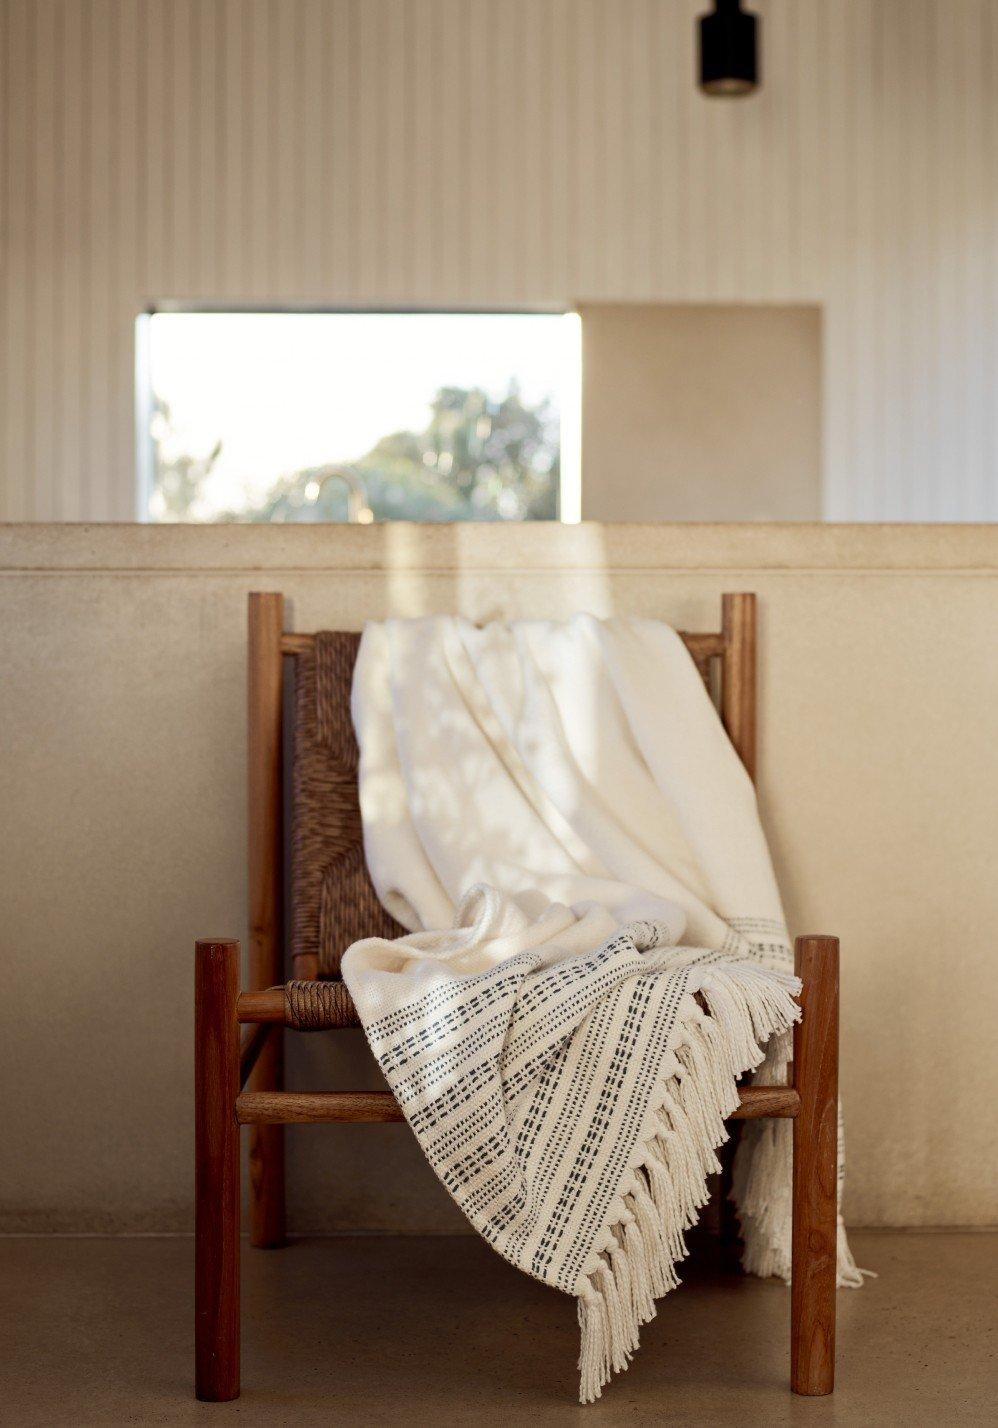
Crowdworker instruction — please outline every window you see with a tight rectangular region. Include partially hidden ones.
[138,311,581,523]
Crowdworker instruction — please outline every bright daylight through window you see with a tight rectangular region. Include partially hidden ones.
[140,311,581,524]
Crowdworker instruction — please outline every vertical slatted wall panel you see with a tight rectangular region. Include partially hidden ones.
[0,0,996,520]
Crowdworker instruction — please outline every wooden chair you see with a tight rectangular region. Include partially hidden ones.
[195,591,839,1403]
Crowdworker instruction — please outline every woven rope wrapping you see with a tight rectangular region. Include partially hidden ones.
[284,978,359,1030]
[290,631,404,976]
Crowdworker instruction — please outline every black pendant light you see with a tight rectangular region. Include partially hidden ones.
[698,0,760,97]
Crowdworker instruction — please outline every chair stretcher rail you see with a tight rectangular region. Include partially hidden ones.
[236,1092,405,1124]
[236,991,801,1120]
[280,630,727,660]
[237,988,286,1023]
[238,982,359,1028]
[234,1085,799,1125]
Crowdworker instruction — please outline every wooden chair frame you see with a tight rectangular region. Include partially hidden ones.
[194,591,839,1403]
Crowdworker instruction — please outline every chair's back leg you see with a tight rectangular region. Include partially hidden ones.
[247,592,287,1248]
[195,939,241,1402]
[791,934,839,1396]
[717,592,757,1262]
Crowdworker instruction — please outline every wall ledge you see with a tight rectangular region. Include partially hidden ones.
[0,521,995,574]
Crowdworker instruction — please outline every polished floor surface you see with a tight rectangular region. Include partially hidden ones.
[2,1231,994,1425]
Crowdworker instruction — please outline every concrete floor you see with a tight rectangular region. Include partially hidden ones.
[1,1231,994,1425]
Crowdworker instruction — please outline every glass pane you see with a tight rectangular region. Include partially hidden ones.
[144,312,580,523]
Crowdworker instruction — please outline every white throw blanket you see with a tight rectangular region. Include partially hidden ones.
[341,614,861,1401]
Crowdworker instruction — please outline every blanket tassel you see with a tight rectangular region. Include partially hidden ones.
[576,960,803,1404]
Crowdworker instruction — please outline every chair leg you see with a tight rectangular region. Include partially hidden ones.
[247,590,287,1249]
[791,934,839,1396]
[718,1123,744,1270]
[195,939,241,1402]
[249,1040,286,1248]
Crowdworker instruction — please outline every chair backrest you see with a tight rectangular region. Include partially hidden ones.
[289,631,404,977]
[247,593,756,986]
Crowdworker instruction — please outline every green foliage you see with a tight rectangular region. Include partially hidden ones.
[148,396,222,521]
[151,384,560,523]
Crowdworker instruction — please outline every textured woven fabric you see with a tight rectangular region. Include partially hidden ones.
[341,614,861,1401]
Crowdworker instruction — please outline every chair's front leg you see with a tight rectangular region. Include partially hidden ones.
[791,934,839,1396]
[195,939,241,1401]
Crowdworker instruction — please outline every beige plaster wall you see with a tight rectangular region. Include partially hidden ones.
[581,304,822,522]
[1,522,995,1233]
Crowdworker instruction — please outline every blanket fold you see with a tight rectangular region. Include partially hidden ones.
[341,613,860,1401]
